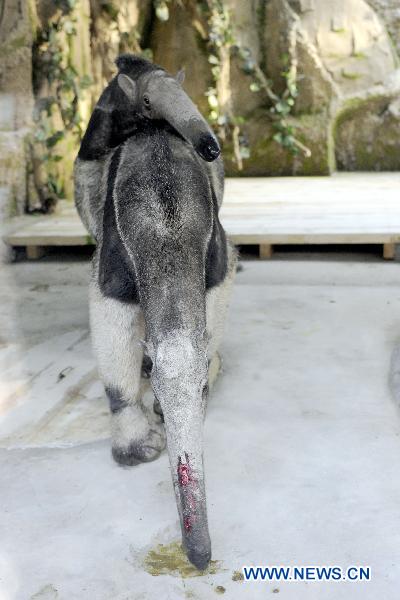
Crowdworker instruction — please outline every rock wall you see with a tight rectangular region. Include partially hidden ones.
[0,0,35,215]
[1,0,400,212]
[90,0,152,100]
[31,0,94,209]
[368,0,400,55]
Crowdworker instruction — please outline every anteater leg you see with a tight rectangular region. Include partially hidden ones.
[206,242,237,388]
[89,282,165,465]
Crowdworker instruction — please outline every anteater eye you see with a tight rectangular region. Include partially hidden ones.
[143,95,150,107]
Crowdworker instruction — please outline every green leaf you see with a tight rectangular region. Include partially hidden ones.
[34,129,47,142]
[63,20,76,35]
[155,2,169,22]
[102,2,119,19]
[249,82,260,92]
[239,146,250,159]
[45,130,64,148]
[79,74,92,89]
[208,94,219,109]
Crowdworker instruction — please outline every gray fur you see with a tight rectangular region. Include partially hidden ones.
[74,55,236,570]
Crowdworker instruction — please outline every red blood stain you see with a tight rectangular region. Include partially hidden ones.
[178,454,198,534]
[178,464,190,486]
[177,454,193,487]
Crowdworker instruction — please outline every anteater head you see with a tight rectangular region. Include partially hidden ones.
[116,54,221,163]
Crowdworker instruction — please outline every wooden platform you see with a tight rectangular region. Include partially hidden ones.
[3,173,400,259]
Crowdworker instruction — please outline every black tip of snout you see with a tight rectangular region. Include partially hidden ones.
[183,527,212,571]
[197,134,221,162]
[186,544,212,571]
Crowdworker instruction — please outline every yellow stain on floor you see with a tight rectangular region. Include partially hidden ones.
[143,541,223,578]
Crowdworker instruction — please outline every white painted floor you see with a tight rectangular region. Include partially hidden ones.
[1,257,400,599]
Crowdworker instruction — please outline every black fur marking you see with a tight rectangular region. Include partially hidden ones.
[115,54,163,78]
[99,147,140,303]
[205,189,228,289]
[78,82,139,161]
[105,385,129,413]
[78,108,113,161]
[78,55,164,161]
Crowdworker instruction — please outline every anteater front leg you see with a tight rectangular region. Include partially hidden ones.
[89,281,166,465]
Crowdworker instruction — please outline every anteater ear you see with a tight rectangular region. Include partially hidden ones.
[175,69,185,85]
[117,74,137,101]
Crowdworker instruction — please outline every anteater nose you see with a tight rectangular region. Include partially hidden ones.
[207,144,220,159]
[198,134,221,162]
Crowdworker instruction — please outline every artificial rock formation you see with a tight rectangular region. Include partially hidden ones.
[1,0,400,211]
[0,0,35,215]
[151,0,400,175]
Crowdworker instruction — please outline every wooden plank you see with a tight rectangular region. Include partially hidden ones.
[3,174,400,251]
[228,233,400,244]
[7,215,400,244]
[223,173,400,205]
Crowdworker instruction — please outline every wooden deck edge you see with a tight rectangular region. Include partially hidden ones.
[227,234,400,244]
[5,233,400,246]
[4,236,94,246]
[4,237,397,261]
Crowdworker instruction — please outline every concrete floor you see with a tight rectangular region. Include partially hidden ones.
[1,255,400,599]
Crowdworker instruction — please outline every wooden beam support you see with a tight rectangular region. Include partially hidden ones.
[383,243,396,260]
[259,244,273,259]
[26,246,44,260]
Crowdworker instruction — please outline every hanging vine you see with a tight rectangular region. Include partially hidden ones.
[236,48,311,158]
[163,0,311,169]
[202,0,246,169]
[32,0,92,207]
[31,0,311,210]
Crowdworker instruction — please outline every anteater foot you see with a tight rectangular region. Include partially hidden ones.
[112,424,166,466]
[141,355,153,379]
